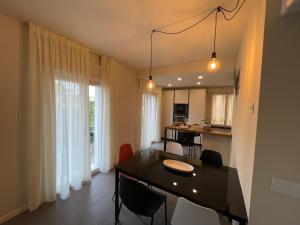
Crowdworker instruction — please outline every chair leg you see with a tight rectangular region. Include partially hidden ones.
[165,200,167,225]
[117,201,123,219]
[112,190,115,201]
[151,216,154,225]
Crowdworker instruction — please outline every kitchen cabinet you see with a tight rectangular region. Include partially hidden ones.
[188,89,206,124]
[174,90,189,104]
[188,89,206,144]
[161,90,174,139]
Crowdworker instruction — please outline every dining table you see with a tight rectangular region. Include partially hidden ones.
[115,150,248,225]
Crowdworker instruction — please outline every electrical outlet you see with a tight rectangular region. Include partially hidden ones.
[271,178,300,199]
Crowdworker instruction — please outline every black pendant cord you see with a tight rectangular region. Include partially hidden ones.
[152,0,246,35]
[220,0,246,21]
[213,9,219,54]
[149,30,154,79]
[154,8,217,35]
[149,0,247,75]
[221,0,240,12]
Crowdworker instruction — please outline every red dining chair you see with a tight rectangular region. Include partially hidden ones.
[112,143,134,201]
[119,143,134,164]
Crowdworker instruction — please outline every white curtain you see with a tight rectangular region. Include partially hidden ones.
[211,94,226,125]
[139,80,162,149]
[26,23,91,210]
[94,56,116,173]
[226,95,234,126]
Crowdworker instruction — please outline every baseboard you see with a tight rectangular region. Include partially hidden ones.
[0,205,28,224]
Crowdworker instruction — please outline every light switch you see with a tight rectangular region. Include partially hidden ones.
[250,102,255,114]
[271,178,300,199]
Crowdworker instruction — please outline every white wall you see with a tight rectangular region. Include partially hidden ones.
[0,13,27,221]
[249,0,300,224]
[230,0,266,216]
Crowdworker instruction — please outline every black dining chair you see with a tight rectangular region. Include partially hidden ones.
[177,131,197,158]
[200,149,223,167]
[118,175,167,225]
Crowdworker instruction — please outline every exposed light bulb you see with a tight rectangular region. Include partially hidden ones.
[147,76,155,90]
[147,80,154,89]
[207,52,220,73]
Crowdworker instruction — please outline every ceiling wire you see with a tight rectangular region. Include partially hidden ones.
[221,0,240,12]
[153,0,246,35]
[220,0,247,21]
[149,0,247,74]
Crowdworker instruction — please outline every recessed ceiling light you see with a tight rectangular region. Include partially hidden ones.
[198,75,203,79]
[177,77,182,81]
[197,82,201,85]
[168,84,172,87]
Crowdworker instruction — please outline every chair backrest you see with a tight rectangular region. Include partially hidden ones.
[177,131,195,146]
[166,142,184,156]
[119,143,133,164]
[119,175,163,217]
[171,197,220,225]
[200,149,223,167]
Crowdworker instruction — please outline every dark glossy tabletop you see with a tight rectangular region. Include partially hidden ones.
[116,150,248,223]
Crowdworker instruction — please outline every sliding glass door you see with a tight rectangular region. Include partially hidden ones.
[89,85,99,172]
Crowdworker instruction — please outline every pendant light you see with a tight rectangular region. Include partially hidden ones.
[147,30,155,90]
[208,7,221,73]
[147,1,246,77]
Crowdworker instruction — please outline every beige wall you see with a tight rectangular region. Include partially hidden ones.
[249,0,300,224]
[111,63,139,156]
[0,13,27,221]
[230,0,266,216]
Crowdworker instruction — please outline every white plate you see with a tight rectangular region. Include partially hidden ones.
[163,159,194,173]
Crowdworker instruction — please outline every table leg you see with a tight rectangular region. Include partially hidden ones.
[164,128,167,151]
[115,169,120,224]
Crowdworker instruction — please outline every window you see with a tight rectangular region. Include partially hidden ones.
[89,85,99,171]
[211,94,234,126]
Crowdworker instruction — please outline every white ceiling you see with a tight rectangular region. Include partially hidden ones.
[138,56,237,87]
[0,0,251,70]
[154,72,234,88]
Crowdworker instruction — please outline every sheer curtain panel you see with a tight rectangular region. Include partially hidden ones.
[211,94,226,125]
[26,23,91,210]
[139,80,162,149]
[94,56,116,173]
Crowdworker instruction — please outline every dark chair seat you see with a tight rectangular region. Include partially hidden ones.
[118,175,167,225]
[177,131,197,158]
[200,149,223,167]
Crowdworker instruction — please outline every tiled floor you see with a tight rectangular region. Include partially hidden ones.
[3,171,177,225]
